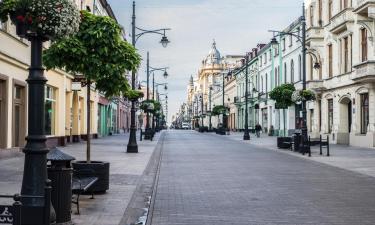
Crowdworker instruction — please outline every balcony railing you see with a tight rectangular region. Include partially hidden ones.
[354,0,375,17]
[326,8,354,34]
[306,27,324,43]
[352,60,375,82]
[307,80,325,92]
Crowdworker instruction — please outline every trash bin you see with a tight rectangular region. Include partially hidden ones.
[293,133,301,152]
[47,147,75,225]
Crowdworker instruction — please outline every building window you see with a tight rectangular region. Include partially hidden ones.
[291,60,294,83]
[328,0,333,20]
[261,77,264,93]
[318,0,322,26]
[289,35,293,47]
[328,99,333,133]
[45,86,56,135]
[310,5,314,27]
[269,49,271,61]
[328,44,333,78]
[344,36,349,73]
[298,55,302,81]
[284,63,287,83]
[282,38,286,51]
[264,53,267,64]
[275,67,278,87]
[360,93,369,134]
[361,28,368,62]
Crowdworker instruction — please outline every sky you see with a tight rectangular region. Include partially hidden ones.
[108,0,302,124]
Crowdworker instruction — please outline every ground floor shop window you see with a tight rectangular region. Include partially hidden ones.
[45,86,56,135]
[360,93,369,134]
[328,99,333,133]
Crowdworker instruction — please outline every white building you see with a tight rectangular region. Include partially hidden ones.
[306,0,375,147]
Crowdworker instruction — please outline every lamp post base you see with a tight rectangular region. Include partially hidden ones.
[243,131,250,140]
[127,128,138,153]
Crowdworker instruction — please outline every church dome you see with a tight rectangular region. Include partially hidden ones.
[204,40,221,66]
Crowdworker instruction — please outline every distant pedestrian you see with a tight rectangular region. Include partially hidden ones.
[255,124,262,138]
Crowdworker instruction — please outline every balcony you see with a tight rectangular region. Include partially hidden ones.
[307,80,326,92]
[352,60,375,83]
[354,0,375,18]
[326,8,355,34]
[306,27,324,43]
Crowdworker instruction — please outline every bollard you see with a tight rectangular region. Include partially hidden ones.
[319,135,323,155]
[326,136,330,157]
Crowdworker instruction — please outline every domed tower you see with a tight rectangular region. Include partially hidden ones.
[204,40,222,66]
[198,40,224,99]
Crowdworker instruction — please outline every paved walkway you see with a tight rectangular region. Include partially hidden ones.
[222,132,375,178]
[0,131,162,225]
[149,130,375,225]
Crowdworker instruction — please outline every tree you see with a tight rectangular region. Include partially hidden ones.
[269,83,296,137]
[269,83,296,109]
[43,11,141,163]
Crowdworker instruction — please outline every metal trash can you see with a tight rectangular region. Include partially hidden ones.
[47,147,75,225]
[293,133,301,152]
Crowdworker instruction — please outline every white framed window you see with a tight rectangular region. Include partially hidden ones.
[45,86,57,135]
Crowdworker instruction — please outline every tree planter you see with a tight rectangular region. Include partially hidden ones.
[72,161,110,193]
[277,137,292,149]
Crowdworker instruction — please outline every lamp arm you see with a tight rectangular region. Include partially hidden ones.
[269,30,302,43]
[134,28,171,43]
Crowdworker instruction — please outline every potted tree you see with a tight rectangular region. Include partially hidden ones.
[211,105,227,135]
[269,83,295,148]
[43,11,141,192]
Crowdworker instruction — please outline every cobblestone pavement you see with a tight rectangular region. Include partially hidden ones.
[225,132,375,178]
[148,130,375,225]
[0,131,161,225]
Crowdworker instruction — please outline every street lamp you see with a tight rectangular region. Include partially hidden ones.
[128,1,171,153]
[268,3,320,150]
[145,55,169,139]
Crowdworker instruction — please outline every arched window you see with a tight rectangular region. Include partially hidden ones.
[284,63,287,83]
[275,67,278,86]
[291,59,294,83]
[298,55,302,81]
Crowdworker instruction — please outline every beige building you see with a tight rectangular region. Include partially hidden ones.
[0,0,120,149]
[305,0,375,147]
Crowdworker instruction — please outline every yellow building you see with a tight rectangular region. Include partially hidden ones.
[0,0,119,149]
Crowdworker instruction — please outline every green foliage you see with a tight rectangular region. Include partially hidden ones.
[140,100,161,114]
[0,0,16,22]
[211,105,227,116]
[125,89,144,101]
[269,83,296,109]
[300,90,316,101]
[43,10,141,97]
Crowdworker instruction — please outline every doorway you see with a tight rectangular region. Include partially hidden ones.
[0,80,6,148]
[12,84,26,147]
[338,97,352,145]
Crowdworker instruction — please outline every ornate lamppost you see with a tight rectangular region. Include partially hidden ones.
[269,3,320,149]
[128,1,170,152]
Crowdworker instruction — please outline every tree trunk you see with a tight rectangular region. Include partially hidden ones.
[86,79,91,163]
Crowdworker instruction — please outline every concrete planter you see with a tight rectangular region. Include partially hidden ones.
[72,161,110,193]
[277,137,292,149]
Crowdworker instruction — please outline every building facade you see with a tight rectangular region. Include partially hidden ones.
[0,0,128,149]
[305,0,375,147]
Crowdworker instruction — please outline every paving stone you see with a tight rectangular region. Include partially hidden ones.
[149,130,375,225]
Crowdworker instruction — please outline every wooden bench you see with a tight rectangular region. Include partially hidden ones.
[72,170,98,215]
